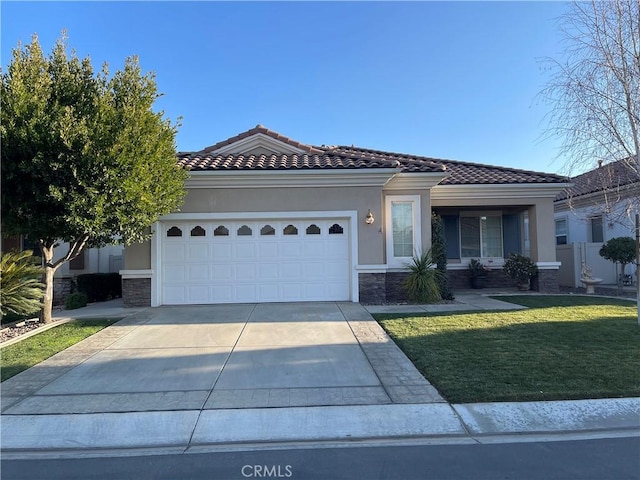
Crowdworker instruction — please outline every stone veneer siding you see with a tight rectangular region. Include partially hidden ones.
[359,269,561,303]
[122,278,151,307]
[53,276,74,306]
[447,269,518,290]
[532,269,560,294]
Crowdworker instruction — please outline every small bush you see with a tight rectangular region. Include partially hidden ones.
[65,292,88,310]
[76,273,122,302]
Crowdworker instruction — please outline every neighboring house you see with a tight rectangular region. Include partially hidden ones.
[121,125,568,307]
[554,159,640,287]
[1,234,123,304]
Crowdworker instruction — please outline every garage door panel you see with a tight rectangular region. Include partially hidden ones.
[188,285,209,303]
[161,218,351,305]
[212,264,232,280]
[164,244,186,262]
[258,242,279,258]
[164,286,186,304]
[164,265,185,282]
[235,243,257,258]
[236,264,256,280]
[211,285,233,303]
[236,285,257,302]
[188,244,210,261]
[188,264,209,282]
[212,244,232,260]
[258,263,279,280]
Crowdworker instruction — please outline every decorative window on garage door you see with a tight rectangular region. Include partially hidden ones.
[306,224,321,235]
[190,226,206,237]
[329,224,344,234]
[167,226,182,237]
[237,225,252,236]
[260,225,276,236]
[283,225,298,235]
[214,225,229,236]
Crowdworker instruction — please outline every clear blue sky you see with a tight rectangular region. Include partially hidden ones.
[1,1,571,173]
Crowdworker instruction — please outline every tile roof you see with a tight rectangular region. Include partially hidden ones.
[199,124,324,154]
[556,158,640,201]
[327,146,567,185]
[177,126,567,185]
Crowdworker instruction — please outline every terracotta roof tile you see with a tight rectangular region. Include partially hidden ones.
[177,127,567,185]
[199,125,324,154]
[330,146,566,184]
[556,158,640,201]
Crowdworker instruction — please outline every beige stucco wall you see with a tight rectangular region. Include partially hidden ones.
[124,240,152,270]
[528,199,557,262]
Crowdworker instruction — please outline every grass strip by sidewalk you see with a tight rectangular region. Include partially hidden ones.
[373,295,639,403]
[1,318,118,382]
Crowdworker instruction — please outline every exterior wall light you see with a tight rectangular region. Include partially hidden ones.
[365,210,375,225]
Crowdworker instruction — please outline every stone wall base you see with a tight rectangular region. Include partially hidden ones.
[122,278,151,307]
[53,276,74,306]
[359,269,561,303]
[532,269,560,294]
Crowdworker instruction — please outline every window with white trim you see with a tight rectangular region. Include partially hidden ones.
[555,218,568,245]
[460,214,502,258]
[385,195,421,268]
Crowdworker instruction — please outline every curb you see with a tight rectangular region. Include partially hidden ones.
[2,399,638,455]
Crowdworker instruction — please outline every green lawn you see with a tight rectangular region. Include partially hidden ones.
[1,318,118,382]
[373,296,639,403]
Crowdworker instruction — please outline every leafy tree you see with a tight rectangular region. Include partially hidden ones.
[540,1,639,221]
[0,250,45,317]
[599,236,636,283]
[1,34,187,323]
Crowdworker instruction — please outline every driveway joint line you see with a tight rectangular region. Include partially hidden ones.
[186,303,258,450]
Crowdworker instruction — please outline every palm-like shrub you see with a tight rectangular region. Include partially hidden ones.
[404,249,443,303]
[0,250,45,317]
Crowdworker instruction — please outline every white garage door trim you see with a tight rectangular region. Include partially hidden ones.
[151,211,359,306]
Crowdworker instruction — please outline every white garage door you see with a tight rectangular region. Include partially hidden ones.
[160,219,351,304]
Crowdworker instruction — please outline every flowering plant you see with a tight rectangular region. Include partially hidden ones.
[503,254,538,283]
[468,259,490,277]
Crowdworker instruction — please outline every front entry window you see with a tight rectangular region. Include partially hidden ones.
[392,202,413,257]
[460,215,503,258]
[385,195,421,268]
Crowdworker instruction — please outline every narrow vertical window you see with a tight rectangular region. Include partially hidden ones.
[391,202,413,257]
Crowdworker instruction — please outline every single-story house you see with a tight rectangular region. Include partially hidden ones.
[554,158,640,287]
[121,125,569,307]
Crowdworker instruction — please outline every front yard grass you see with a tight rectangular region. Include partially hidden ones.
[373,296,639,403]
[1,318,118,382]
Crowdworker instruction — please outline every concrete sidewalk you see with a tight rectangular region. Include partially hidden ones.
[1,295,639,456]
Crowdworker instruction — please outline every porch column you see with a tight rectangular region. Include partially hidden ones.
[528,199,561,293]
[528,200,556,263]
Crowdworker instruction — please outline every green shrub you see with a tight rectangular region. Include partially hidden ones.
[431,214,454,300]
[0,250,44,317]
[76,273,121,302]
[65,292,88,310]
[599,237,636,281]
[503,254,538,283]
[404,249,443,304]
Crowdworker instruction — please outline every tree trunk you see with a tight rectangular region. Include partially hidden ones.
[40,265,55,324]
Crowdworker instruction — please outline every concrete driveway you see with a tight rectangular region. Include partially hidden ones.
[2,302,443,415]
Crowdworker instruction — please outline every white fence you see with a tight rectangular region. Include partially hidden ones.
[556,242,620,288]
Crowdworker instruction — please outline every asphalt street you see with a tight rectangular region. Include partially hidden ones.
[2,436,639,480]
